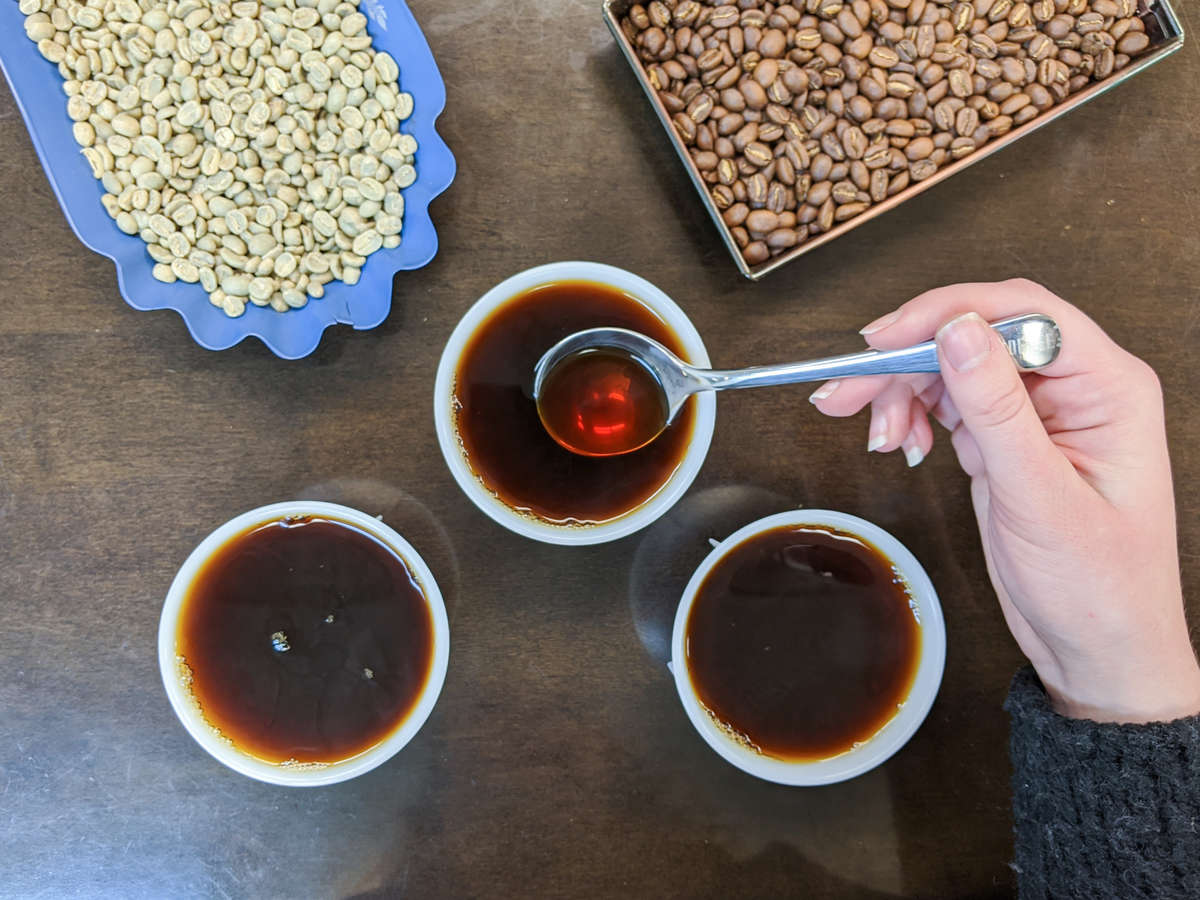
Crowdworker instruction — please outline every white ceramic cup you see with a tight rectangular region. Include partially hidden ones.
[433,261,716,545]
[158,501,451,787]
[671,509,946,786]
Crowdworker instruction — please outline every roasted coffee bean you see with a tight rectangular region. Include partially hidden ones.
[1080,31,1115,55]
[970,33,1000,58]
[987,114,1014,136]
[1013,105,1039,124]
[909,158,938,180]
[849,160,871,191]
[952,2,975,31]
[817,197,835,232]
[745,141,773,166]
[746,172,769,205]
[1058,48,1083,68]
[835,200,869,221]
[767,181,789,212]
[759,29,787,58]
[820,132,847,161]
[766,104,792,127]
[830,180,859,204]
[673,113,698,143]
[794,173,813,204]
[842,126,869,159]
[758,123,785,143]
[721,88,747,112]
[775,155,797,186]
[810,113,838,138]
[887,72,918,98]
[1117,32,1149,55]
[765,226,799,249]
[711,184,735,209]
[744,209,780,232]
[863,141,891,168]
[785,140,811,172]
[1044,15,1072,39]
[744,241,769,264]
[811,154,830,184]
[687,94,715,123]
[949,136,976,158]
[741,80,768,109]
[905,136,935,160]
[795,27,822,50]
[868,168,889,201]
[755,59,780,88]
[886,170,910,195]
[1000,92,1031,115]
[731,122,757,151]
[723,202,750,226]
[711,5,740,29]
[807,180,833,206]
[989,81,1017,102]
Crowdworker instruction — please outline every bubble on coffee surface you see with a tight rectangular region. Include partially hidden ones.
[700,700,762,756]
[279,759,330,770]
[892,565,922,625]
[175,655,234,749]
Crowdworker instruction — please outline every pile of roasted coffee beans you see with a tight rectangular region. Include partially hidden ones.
[620,0,1152,265]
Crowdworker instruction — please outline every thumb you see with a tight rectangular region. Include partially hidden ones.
[935,312,1063,489]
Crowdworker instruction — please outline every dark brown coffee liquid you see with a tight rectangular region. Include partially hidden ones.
[454,280,696,524]
[686,525,921,762]
[178,516,434,764]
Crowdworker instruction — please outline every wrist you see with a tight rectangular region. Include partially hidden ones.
[1044,651,1200,724]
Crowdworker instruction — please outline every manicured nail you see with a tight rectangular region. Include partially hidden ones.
[936,312,992,372]
[867,415,888,452]
[808,380,840,403]
[859,309,902,335]
[902,436,925,468]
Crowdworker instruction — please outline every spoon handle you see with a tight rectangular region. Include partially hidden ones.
[693,314,1061,393]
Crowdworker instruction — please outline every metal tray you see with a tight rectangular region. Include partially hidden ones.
[602,0,1184,280]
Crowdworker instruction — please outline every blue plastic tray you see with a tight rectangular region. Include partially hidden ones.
[0,0,455,359]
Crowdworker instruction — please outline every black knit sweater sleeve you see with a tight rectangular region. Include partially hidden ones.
[1004,666,1200,899]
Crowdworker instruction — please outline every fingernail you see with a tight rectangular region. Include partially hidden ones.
[808,381,840,403]
[867,415,888,452]
[936,312,992,372]
[902,436,925,468]
[859,309,902,335]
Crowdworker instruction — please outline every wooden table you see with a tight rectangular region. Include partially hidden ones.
[2,3,1197,896]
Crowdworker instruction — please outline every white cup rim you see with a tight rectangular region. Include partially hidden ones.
[671,509,946,786]
[157,501,451,787]
[433,261,716,545]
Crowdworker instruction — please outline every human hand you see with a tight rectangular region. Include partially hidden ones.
[810,279,1200,724]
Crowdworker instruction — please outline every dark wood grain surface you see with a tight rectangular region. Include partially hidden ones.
[2,2,1197,897]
